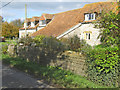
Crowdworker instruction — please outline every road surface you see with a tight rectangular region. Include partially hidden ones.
[2,64,53,88]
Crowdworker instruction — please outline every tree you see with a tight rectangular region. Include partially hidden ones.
[0,16,4,22]
[2,21,19,38]
[95,10,120,46]
[2,19,23,38]
[94,5,120,87]
[10,19,24,28]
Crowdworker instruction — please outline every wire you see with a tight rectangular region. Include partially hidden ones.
[0,0,14,9]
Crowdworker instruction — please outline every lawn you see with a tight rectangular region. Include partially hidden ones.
[0,40,17,45]
[2,54,113,88]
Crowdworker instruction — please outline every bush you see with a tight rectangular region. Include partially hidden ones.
[2,44,8,54]
[86,46,119,87]
[67,35,81,51]
[76,39,92,55]
[60,36,92,53]
[18,36,66,58]
[18,36,33,46]
[61,35,84,51]
[33,35,46,46]
[40,36,66,57]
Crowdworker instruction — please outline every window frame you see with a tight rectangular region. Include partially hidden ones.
[85,13,95,21]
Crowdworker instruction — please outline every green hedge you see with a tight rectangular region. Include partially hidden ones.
[86,46,119,87]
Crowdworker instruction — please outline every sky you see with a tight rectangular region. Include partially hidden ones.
[1,0,108,22]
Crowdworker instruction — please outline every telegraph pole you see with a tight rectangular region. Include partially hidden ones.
[25,4,27,37]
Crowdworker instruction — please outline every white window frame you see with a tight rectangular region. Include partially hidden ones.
[85,13,95,21]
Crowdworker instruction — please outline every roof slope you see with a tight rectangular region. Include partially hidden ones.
[20,23,39,30]
[43,13,54,19]
[31,2,118,37]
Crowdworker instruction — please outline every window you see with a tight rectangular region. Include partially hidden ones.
[84,31,92,40]
[88,14,94,20]
[88,33,90,39]
[86,33,90,40]
[85,13,95,21]
[42,20,46,25]
[27,22,31,26]
[35,21,39,25]
[39,20,46,25]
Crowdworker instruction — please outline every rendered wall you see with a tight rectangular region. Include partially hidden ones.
[19,29,36,38]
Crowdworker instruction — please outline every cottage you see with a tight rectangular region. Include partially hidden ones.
[20,2,118,46]
[19,14,54,38]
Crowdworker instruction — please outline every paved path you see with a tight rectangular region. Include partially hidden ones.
[2,64,54,88]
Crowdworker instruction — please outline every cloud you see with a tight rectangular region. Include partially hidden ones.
[2,2,92,22]
[2,11,16,18]
[1,1,108,22]
[76,4,82,8]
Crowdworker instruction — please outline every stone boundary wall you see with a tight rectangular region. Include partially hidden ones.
[49,54,87,76]
[8,45,87,77]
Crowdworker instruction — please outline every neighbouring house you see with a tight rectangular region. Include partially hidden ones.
[20,2,118,46]
[19,14,54,38]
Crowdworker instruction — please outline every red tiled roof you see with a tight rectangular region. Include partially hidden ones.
[30,2,118,37]
[43,13,54,19]
[31,16,40,22]
[40,15,45,20]
[24,18,31,23]
[20,23,39,30]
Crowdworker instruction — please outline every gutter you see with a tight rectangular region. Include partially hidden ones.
[56,23,82,39]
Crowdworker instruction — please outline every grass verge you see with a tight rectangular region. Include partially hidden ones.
[2,54,113,88]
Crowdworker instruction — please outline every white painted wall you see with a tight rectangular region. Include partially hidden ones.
[61,23,101,46]
[19,29,36,38]
[24,23,27,28]
[37,26,45,31]
[31,22,35,27]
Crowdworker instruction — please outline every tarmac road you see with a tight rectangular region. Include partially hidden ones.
[2,64,54,88]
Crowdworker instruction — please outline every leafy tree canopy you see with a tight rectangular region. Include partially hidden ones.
[95,9,120,47]
[2,19,23,38]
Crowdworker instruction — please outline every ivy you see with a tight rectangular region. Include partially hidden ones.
[86,46,119,87]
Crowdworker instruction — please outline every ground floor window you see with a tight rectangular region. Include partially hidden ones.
[84,31,92,40]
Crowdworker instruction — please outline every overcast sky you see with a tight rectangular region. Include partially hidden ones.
[1,0,108,22]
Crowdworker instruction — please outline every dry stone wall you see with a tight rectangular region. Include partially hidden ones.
[49,52,87,76]
[9,45,87,77]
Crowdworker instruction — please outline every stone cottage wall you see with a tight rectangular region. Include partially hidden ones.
[62,23,101,46]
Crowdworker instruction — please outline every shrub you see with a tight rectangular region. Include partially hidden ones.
[86,46,119,87]
[76,39,92,55]
[33,35,46,46]
[67,35,81,51]
[2,44,8,54]
[40,36,66,57]
[18,36,33,46]
[60,36,92,53]
[18,36,66,59]
[60,35,82,51]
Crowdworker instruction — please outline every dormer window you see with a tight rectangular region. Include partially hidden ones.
[35,21,39,25]
[42,20,46,25]
[27,22,31,26]
[85,13,95,21]
[88,14,94,20]
[40,20,46,25]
